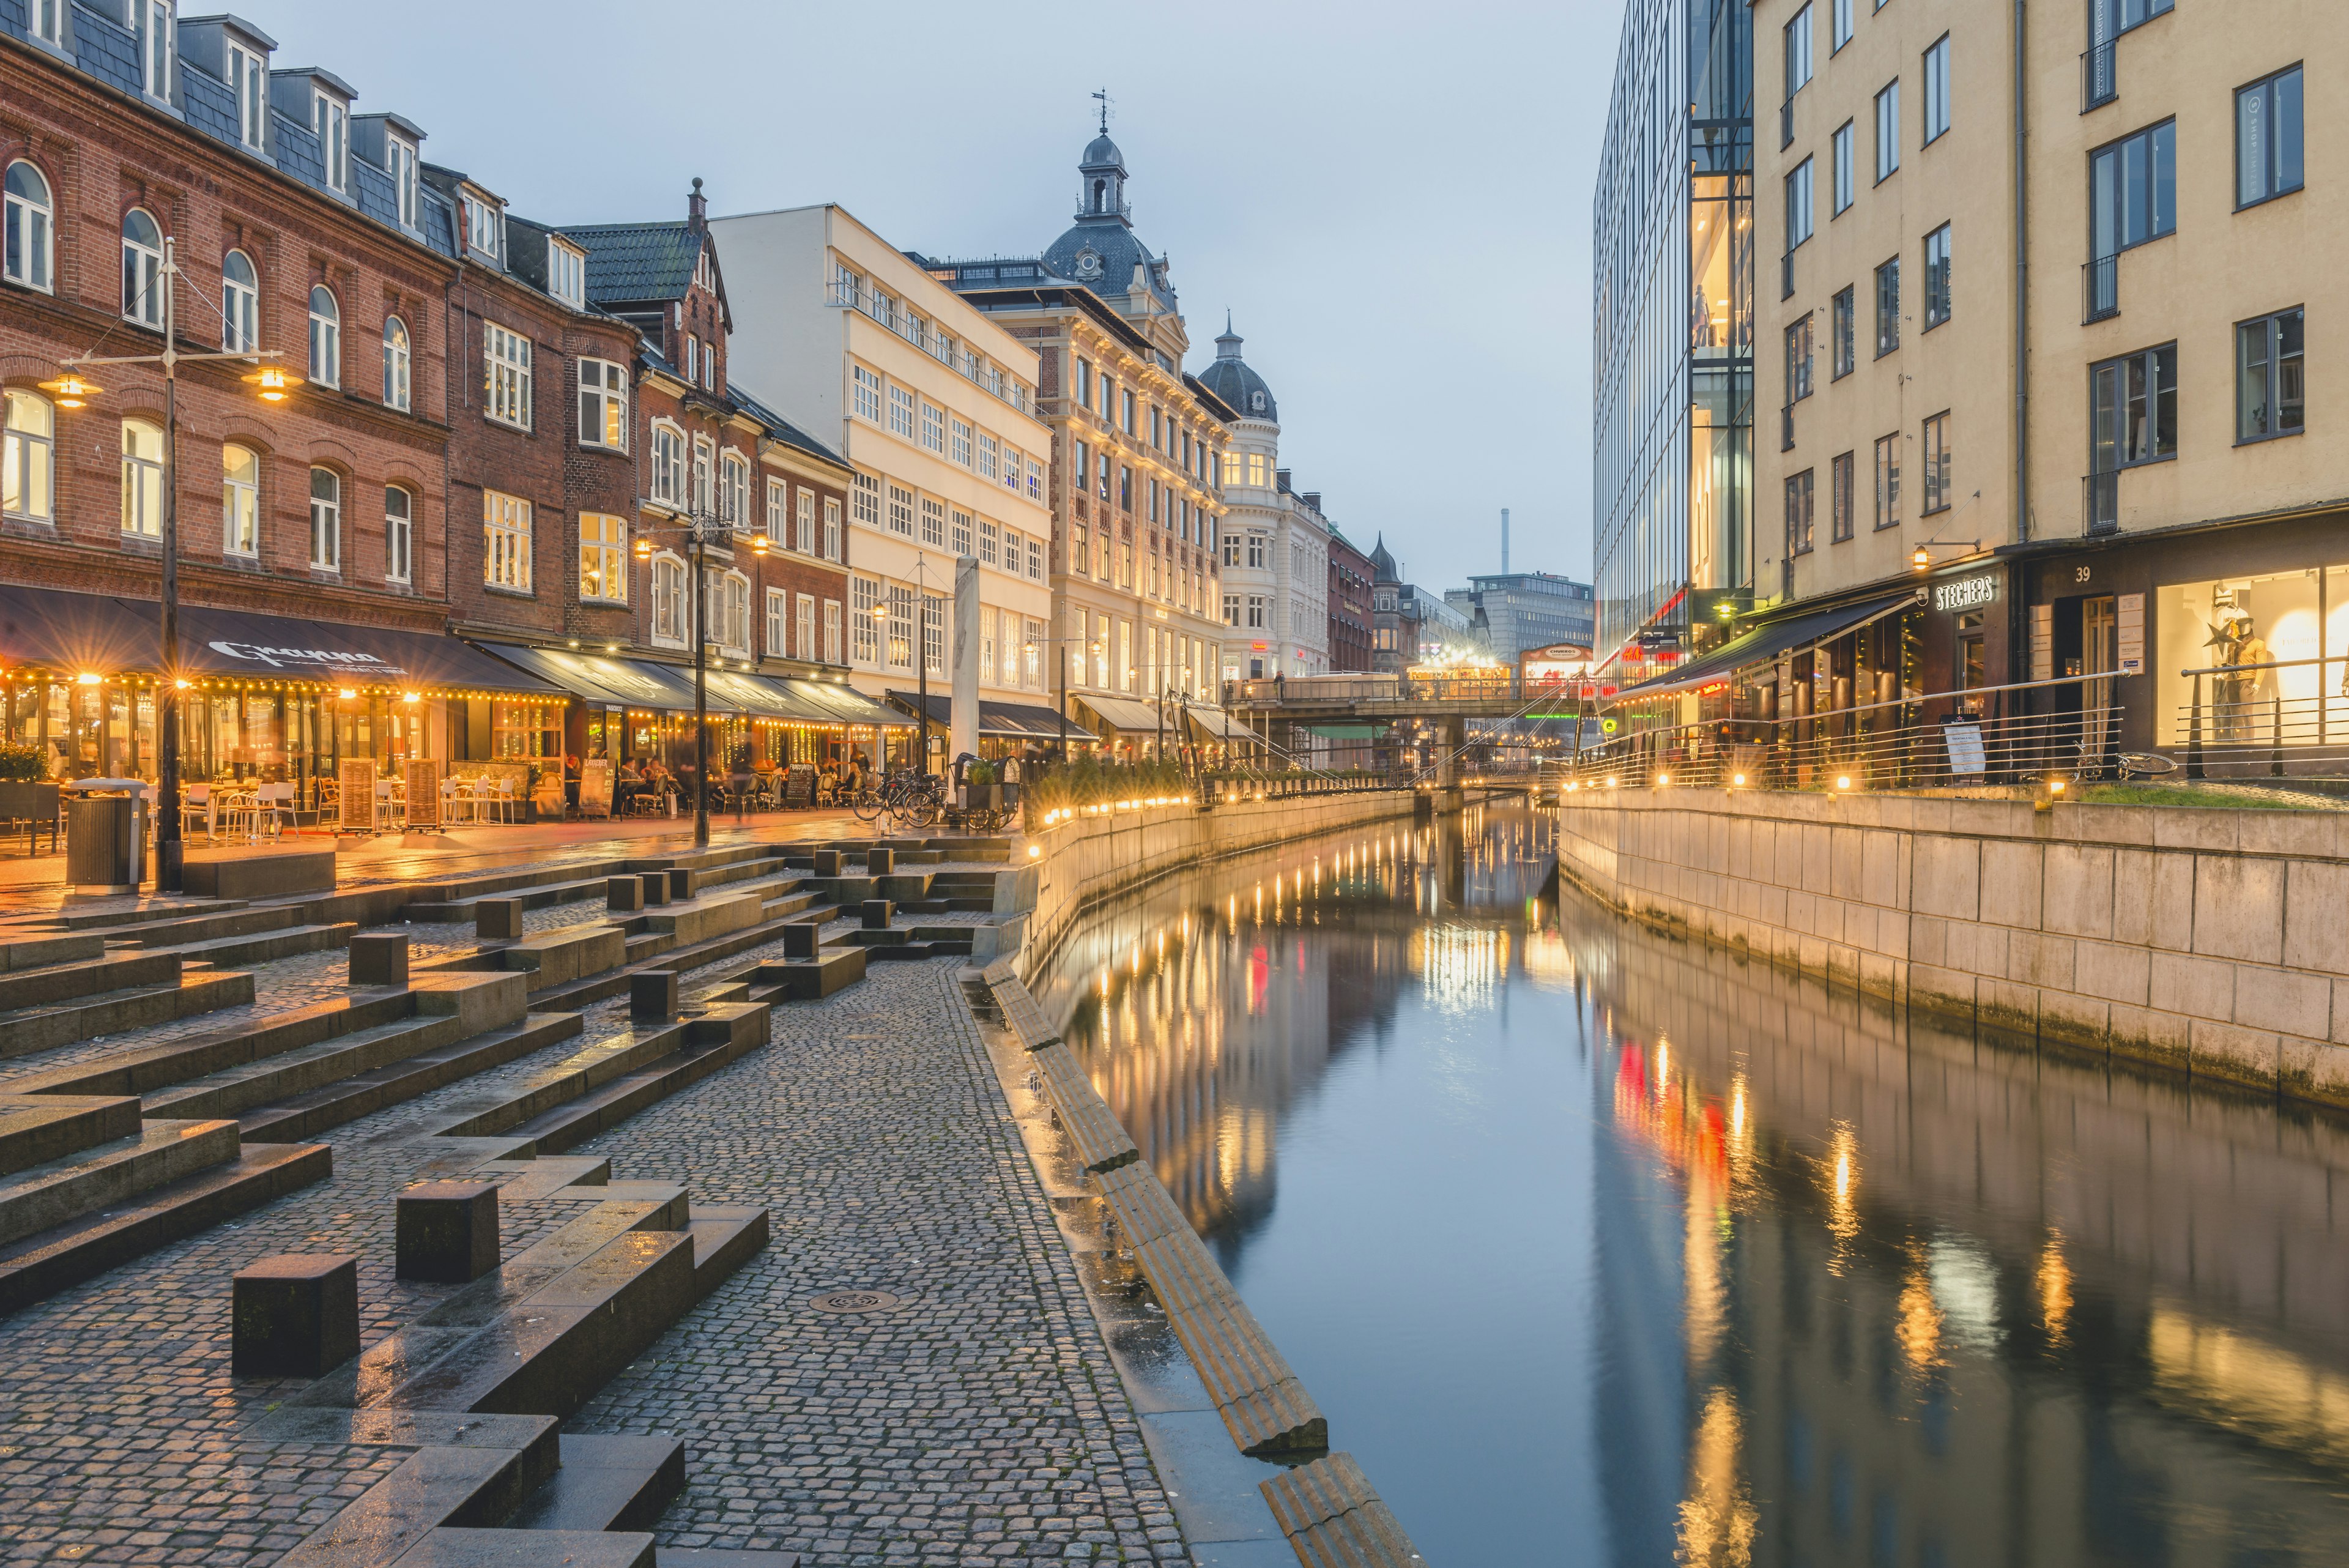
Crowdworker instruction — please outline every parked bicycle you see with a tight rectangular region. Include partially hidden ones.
[852,768,944,829]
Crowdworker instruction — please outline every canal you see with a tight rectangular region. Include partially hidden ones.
[1031,800,2349,1566]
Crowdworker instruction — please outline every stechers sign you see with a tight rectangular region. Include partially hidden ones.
[210,640,405,677]
[1931,574,1998,614]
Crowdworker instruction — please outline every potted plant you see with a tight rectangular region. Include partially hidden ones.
[0,743,59,843]
[963,757,1000,811]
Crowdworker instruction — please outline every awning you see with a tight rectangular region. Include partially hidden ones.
[779,678,913,728]
[1608,590,1923,704]
[474,645,730,712]
[1182,704,1255,743]
[703,669,841,723]
[0,585,559,695]
[1072,693,1174,737]
[886,691,1074,739]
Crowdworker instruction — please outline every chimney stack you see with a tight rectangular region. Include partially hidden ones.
[688,176,707,230]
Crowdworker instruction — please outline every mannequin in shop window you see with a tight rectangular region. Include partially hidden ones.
[2206,607,2269,742]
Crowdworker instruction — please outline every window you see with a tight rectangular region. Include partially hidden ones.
[464,195,499,258]
[1875,81,1901,180]
[1923,225,1952,327]
[1122,389,1136,433]
[122,209,163,327]
[1831,286,1856,377]
[1784,6,1813,97]
[1028,535,1044,581]
[765,589,786,658]
[797,593,816,663]
[1003,448,1022,494]
[314,90,348,194]
[721,452,750,525]
[228,41,266,151]
[2237,308,2305,442]
[920,496,944,547]
[580,513,626,601]
[653,557,685,644]
[852,575,880,664]
[923,595,943,675]
[389,135,418,230]
[1786,469,1816,555]
[4,391,53,523]
[579,359,626,450]
[121,420,165,538]
[1833,0,1853,50]
[385,486,412,584]
[2237,67,2304,209]
[887,584,914,670]
[691,437,713,514]
[1921,412,1954,513]
[309,286,340,386]
[1917,39,1952,147]
[138,0,173,98]
[921,400,944,454]
[719,574,751,656]
[215,444,262,555]
[1787,314,1814,401]
[308,466,340,569]
[1247,533,1267,569]
[26,0,59,44]
[1119,465,1134,513]
[484,489,531,590]
[221,250,259,352]
[951,508,971,556]
[2091,120,2177,259]
[824,496,842,560]
[1833,122,1854,214]
[951,415,973,467]
[1786,158,1815,248]
[1875,257,1900,356]
[548,241,585,308]
[979,515,999,567]
[978,431,998,481]
[795,487,815,552]
[1874,434,1901,527]
[851,471,878,527]
[1247,596,1266,629]
[4,162,53,292]
[853,364,882,423]
[1830,451,1856,542]
[2091,344,2176,471]
[825,600,842,666]
[651,423,685,504]
[1222,452,1243,488]
[370,316,409,414]
[887,483,913,537]
[484,323,532,429]
[887,384,915,439]
[1224,593,1240,626]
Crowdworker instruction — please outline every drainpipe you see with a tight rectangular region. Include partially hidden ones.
[2013,0,2030,547]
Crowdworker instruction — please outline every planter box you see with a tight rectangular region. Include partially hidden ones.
[0,781,60,822]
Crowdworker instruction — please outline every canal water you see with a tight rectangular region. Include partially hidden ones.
[1033,801,2349,1567]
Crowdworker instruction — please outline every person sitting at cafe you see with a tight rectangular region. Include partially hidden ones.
[615,757,645,813]
[562,753,582,813]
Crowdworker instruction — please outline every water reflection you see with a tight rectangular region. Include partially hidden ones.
[1037,803,2349,1566]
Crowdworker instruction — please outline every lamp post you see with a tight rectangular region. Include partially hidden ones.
[636,495,769,848]
[43,236,284,894]
[1022,633,1103,764]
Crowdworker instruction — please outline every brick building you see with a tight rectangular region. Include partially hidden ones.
[1326,526,1374,672]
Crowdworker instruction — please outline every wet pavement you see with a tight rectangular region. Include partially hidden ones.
[1030,801,2349,1567]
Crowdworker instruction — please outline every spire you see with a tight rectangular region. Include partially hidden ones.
[1215,316,1243,360]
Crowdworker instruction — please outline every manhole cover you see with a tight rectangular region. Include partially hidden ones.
[810,1289,904,1313]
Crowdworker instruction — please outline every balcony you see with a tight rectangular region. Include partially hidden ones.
[2082,40,2117,111]
[2082,255,2118,323]
[825,278,1034,418]
[2084,469,2120,535]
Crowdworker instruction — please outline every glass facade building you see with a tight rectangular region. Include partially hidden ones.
[1592,0,1752,688]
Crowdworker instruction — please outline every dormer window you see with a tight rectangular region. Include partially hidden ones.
[548,239,585,308]
[313,91,349,194]
[463,194,499,259]
[694,247,713,292]
[229,42,267,150]
[28,0,60,46]
[388,135,418,229]
[138,1,174,100]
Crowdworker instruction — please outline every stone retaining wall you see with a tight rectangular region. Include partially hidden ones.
[1554,789,2349,1108]
[1022,791,1418,981]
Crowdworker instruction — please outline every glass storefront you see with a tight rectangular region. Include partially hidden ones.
[2158,567,2332,746]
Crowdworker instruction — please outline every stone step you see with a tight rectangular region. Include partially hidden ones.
[0,1139,327,1314]
[1259,1451,1425,1568]
[528,905,845,1013]
[138,921,357,970]
[656,1552,800,1567]
[0,949,182,1013]
[0,970,257,1061]
[142,1013,474,1123]
[503,1032,754,1156]
[0,1094,141,1176]
[398,1528,655,1568]
[434,1006,770,1151]
[731,949,866,1003]
[106,904,306,948]
[504,1433,686,1533]
[0,1117,240,1247]
[1,989,416,1098]
[269,1418,562,1568]
[239,1014,586,1145]
[46,897,250,931]
[684,1205,767,1301]
[891,897,995,915]
[0,931,106,972]
[1032,1044,1138,1173]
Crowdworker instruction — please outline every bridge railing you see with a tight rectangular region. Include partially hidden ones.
[1225,673,1594,708]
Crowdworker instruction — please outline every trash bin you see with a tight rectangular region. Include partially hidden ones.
[65,778,146,896]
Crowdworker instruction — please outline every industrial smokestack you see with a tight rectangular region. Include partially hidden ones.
[1501,508,1510,574]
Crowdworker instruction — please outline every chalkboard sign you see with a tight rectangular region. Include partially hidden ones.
[580,758,614,819]
[1943,721,1987,779]
[338,759,377,834]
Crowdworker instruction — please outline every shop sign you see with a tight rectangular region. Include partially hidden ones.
[2118,593,2145,674]
[1931,574,1998,614]
[211,639,403,675]
[1638,629,1679,650]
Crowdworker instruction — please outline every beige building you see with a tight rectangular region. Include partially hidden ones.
[709,204,1059,752]
[1720,0,2336,770]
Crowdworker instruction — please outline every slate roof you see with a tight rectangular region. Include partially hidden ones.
[1197,324,1276,423]
[561,220,705,307]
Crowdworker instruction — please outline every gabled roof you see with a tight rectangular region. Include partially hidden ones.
[562,220,718,312]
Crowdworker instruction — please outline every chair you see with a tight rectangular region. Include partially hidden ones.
[185,783,213,843]
[375,780,401,833]
[442,778,474,826]
[256,782,295,840]
[491,777,518,825]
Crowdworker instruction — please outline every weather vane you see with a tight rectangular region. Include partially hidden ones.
[1093,87,1113,135]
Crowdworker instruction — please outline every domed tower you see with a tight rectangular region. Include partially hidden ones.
[1196,318,1277,423]
[1042,129,1180,324]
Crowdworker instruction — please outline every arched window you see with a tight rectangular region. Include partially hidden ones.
[221,250,258,352]
[4,162,53,292]
[122,209,163,327]
[651,554,685,645]
[3,391,54,523]
[221,444,259,555]
[1092,178,1106,213]
[308,285,340,386]
[308,465,340,570]
[382,316,410,411]
[121,418,165,537]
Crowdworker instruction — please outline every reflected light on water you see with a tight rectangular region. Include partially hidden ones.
[1675,1386,1758,1568]
[1896,1244,1945,1372]
[2038,1231,2074,1345]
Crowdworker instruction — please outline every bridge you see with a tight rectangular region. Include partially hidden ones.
[1217,672,1593,785]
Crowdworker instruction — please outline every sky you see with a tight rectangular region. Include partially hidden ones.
[262,0,1628,594]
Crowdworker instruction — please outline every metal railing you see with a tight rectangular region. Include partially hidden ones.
[825,279,1033,417]
[2084,469,2120,534]
[2083,40,2118,110]
[1225,671,1588,707]
[2084,255,2119,323]
[2181,656,2349,779]
[1557,673,2127,792]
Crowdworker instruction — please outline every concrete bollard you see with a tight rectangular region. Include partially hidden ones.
[666,868,693,901]
[348,932,409,987]
[475,898,525,940]
[865,847,895,875]
[861,899,894,931]
[232,1254,359,1377]
[395,1182,500,1284]
[631,969,680,1020]
[811,849,843,877]
[781,921,820,959]
[607,875,645,913]
[640,871,670,907]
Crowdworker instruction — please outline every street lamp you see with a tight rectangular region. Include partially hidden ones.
[633,493,762,848]
[45,236,285,893]
[1023,633,1104,763]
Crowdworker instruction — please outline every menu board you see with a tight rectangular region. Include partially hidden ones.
[2117,593,2146,675]
[1943,722,1987,779]
[404,757,442,829]
[580,758,614,819]
[338,758,377,834]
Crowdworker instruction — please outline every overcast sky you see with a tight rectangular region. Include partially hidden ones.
[265,0,1625,593]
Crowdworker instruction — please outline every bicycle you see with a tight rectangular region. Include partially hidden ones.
[857,769,943,829]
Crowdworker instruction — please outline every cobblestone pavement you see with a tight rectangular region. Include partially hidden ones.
[0,860,1180,1567]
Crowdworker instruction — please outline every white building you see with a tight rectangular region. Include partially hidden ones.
[709,204,1057,741]
[1198,324,1328,680]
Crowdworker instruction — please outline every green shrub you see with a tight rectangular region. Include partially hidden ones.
[0,743,45,782]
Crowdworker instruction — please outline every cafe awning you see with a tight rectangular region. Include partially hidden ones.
[473,645,730,712]
[886,691,1072,739]
[1072,693,1174,738]
[1182,704,1255,743]
[0,585,559,696]
[1607,590,1923,704]
[782,678,913,728]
